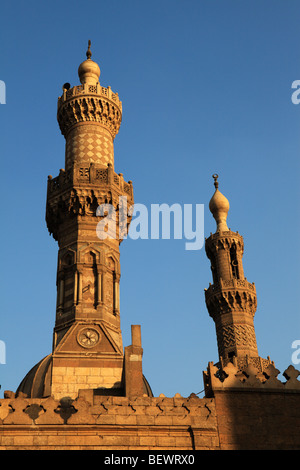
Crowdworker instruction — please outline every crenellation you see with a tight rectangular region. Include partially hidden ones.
[204,361,300,395]
[0,393,220,427]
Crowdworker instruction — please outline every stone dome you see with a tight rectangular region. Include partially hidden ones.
[16,354,53,398]
[78,40,100,85]
[209,174,230,232]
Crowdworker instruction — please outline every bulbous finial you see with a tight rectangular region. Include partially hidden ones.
[209,174,230,232]
[78,40,100,85]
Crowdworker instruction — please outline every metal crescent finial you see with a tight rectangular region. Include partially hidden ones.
[212,173,219,189]
[86,40,92,59]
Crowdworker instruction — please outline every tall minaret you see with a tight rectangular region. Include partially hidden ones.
[205,175,273,373]
[45,42,134,398]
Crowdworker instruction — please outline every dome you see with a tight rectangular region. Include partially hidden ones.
[78,40,100,85]
[209,174,230,232]
[16,354,53,398]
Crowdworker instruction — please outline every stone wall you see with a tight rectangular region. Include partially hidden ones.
[1,362,299,450]
[204,361,300,450]
[0,392,218,450]
[214,389,300,450]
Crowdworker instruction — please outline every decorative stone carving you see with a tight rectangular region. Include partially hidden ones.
[57,86,122,139]
[77,327,100,348]
[205,231,244,258]
[217,324,258,352]
[204,361,300,395]
[0,394,217,431]
[46,163,134,241]
[205,282,257,318]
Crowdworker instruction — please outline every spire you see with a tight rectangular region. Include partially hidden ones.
[204,176,274,375]
[78,40,100,85]
[208,174,230,232]
[43,42,135,400]
[86,39,92,59]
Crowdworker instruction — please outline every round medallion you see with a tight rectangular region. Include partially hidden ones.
[77,327,100,348]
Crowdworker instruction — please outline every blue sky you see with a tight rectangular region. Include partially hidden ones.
[0,0,299,398]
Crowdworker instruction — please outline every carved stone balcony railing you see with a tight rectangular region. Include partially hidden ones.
[58,84,122,111]
[57,84,122,139]
[46,163,134,241]
[206,278,255,294]
[47,164,133,199]
[205,230,244,254]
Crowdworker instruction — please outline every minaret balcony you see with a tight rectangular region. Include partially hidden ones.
[205,277,257,318]
[46,164,134,241]
[47,164,133,198]
[57,83,123,140]
[58,83,122,111]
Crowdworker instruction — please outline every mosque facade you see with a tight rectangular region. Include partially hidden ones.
[0,44,299,450]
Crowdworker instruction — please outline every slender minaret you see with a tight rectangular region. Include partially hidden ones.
[205,175,273,373]
[45,42,134,398]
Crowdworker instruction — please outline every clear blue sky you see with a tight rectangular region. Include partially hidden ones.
[0,0,299,398]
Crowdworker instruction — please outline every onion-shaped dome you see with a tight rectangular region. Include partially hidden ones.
[78,40,100,85]
[209,174,230,232]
